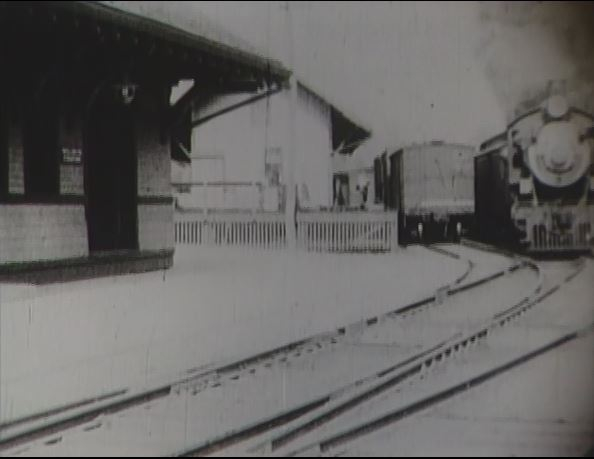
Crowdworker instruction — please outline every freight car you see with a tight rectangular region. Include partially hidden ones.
[476,95,594,252]
[374,141,476,244]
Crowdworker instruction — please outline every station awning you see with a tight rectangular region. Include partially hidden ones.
[331,108,371,155]
[296,82,371,156]
[0,1,290,87]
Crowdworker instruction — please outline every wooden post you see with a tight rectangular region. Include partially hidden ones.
[285,74,298,250]
[391,212,399,251]
[284,2,297,251]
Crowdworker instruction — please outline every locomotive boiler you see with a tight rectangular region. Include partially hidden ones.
[476,95,594,252]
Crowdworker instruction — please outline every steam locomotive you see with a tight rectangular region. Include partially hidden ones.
[476,95,594,252]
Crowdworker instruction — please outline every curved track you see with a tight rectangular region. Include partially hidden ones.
[183,249,585,457]
[1,244,562,457]
[272,257,588,457]
[0,245,477,452]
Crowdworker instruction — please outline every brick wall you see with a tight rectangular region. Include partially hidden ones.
[138,203,174,252]
[60,165,84,195]
[7,119,24,195]
[135,93,174,253]
[0,94,175,266]
[59,114,84,195]
[0,204,88,263]
[136,109,171,198]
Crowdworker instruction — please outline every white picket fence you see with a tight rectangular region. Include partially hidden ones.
[175,211,286,249]
[297,210,398,252]
[174,210,398,252]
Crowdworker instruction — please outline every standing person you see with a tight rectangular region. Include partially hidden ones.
[360,182,369,210]
[357,175,370,210]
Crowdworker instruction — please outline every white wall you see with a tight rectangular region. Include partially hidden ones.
[190,87,333,209]
[293,88,333,208]
[171,160,192,184]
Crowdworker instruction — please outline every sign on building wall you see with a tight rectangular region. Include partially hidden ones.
[265,147,283,186]
[62,147,83,165]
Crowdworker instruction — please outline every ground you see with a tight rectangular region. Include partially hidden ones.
[1,245,592,457]
[0,245,465,423]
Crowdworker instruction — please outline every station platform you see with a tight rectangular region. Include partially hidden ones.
[0,250,173,285]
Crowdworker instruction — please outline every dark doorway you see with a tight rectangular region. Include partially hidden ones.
[23,100,60,197]
[333,173,350,207]
[84,98,138,253]
[388,151,402,211]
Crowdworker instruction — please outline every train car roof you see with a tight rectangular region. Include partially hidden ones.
[479,131,507,152]
[386,141,477,156]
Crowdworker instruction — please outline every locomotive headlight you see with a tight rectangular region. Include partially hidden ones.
[528,121,590,187]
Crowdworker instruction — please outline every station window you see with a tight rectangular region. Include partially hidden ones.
[23,104,60,198]
[333,173,349,207]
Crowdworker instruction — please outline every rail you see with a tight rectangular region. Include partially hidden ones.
[0,245,485,453]
[4,245,564,456]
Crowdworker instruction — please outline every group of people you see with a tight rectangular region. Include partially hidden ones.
[333,174,371,210]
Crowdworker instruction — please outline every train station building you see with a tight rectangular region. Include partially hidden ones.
[172,81,370,212]
[0,1,288,281]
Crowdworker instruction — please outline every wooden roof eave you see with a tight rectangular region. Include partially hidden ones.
[1,1,290,86]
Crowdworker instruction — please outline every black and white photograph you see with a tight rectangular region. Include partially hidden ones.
[0,1,593,456]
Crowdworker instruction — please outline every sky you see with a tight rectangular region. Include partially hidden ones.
[122,1,594,149]
[184,1,504,148]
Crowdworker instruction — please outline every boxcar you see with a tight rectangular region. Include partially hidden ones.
[375,141,476,244]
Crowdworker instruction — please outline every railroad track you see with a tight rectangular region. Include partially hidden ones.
[175,254,585,457]
[286,322,594,457]
[170,246,482,395]
[0,389,127,432]
[0,244,532,455]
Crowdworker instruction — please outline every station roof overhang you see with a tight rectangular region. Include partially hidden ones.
[296,82,371,156]
[331,108,371,155]
[0,1,290,90]
[184,80,371,157]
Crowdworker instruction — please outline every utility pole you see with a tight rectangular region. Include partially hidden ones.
[284,1,298,250]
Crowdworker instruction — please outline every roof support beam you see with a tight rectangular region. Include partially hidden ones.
[169,79,263,128]
[190,86,283,128]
